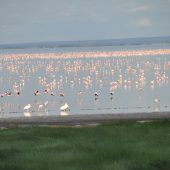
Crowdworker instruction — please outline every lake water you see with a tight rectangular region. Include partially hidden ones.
[0,44,170,118]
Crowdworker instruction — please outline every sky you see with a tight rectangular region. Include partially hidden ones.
[0,0,170,44]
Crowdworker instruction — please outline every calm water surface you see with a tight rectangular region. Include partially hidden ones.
[0,45,170,118]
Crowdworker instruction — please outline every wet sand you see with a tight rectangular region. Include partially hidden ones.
[0,111,170,128]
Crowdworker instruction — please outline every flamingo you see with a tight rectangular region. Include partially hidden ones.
[5,92,12,96]
[60,93,64,97]
[51,92,55,96]
[44,101,48,106]
[110,92,114,96]
[38,104,43,111]
[0,94,4,98]
[94,92,100,97]
[24,104,32,111]
[60,103,69,111]
[34,90,41,96]
[154,98,160,111]
[154,98,160,103]
[44,89,48,93]
[16,91,20,96]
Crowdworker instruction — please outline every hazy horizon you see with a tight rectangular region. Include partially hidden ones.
[0,35,170,47]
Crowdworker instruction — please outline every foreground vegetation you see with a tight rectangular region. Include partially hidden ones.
[0,120,170,170]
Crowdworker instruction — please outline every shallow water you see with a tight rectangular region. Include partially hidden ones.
[0,46,170,118]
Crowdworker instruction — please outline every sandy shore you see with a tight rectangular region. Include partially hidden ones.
[0,111,170,128]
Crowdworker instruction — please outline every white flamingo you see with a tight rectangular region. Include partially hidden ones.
[44,101,48,106]
[24,104,32,111]
[60,103,69,111]
[38,104,43,111]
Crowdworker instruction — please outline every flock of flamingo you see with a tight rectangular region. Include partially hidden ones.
[0,48,170,117]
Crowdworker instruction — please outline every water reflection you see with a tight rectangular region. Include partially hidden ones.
[60,111,70,116]
[23,112,32,117]
[0,49,170,117]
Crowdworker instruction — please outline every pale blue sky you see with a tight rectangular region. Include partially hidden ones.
[0,0,170,44]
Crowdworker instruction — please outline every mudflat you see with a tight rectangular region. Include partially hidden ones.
[0,111,170,128]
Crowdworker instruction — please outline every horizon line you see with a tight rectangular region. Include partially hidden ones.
[1,35,170,46]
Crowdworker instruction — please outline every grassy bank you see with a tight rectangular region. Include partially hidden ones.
[0,120,170,170]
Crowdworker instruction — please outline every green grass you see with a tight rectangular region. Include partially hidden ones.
[0,120,170,170]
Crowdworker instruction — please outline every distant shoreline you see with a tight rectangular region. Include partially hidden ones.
[1,36,170,49]
[0,111,170,128]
